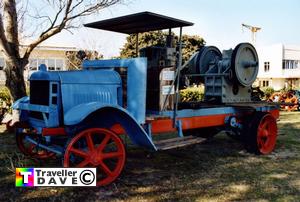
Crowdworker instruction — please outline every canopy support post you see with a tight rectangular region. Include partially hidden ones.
[136,33,139,57]
[173,27,183,128]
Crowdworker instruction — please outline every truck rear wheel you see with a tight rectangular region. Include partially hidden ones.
[63,128,126,186]
[245,112,277,154]
[16,132,55,159]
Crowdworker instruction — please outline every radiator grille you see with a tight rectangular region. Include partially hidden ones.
[30,80,50,106]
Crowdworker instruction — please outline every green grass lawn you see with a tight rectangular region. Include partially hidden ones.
[0,112,300,201]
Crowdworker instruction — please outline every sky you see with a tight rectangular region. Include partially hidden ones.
[43,0,300,58]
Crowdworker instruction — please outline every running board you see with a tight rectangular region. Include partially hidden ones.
[154,136,206,151]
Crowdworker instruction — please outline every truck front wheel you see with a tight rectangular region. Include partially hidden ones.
[63,128,126,186]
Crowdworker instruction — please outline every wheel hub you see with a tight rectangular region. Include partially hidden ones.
[91,152,102,164]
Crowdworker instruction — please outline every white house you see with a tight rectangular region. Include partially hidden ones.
[0,44,77,85]
[256,44,300,90]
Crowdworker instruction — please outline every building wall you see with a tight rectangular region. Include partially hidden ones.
[256,78,285,91]
[272,78,286,90]
[256,44,300,90]
[282,45,300,78]
[257,44,283,79]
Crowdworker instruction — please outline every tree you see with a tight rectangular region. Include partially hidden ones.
[66,50,103,70]
[180,35,206,63]
[120,31,166,58]
[0,0,122,101]
[120,31,206,62]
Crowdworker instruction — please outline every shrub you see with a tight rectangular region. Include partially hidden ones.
[0,86,12,116]
[261,87,274,99]
[0,86,12,106]
[180,85,204,102]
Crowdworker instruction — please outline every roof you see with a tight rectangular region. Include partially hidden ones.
[84,11,194,34]
[21,38,77,51]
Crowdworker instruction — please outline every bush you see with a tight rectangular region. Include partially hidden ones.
[279,86,299,93]
[180,85,204,102]
[0,86,12,117]
[261,87,274,99]
[0,86,12,106]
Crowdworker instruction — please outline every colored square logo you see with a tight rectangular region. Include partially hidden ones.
[16,168,34,187]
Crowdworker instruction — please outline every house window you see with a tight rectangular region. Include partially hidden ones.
[28,58,64,71]
[48,59,55,71]
[295,60,299,69]
[0,58,5,70]
[29,59,38,70]
[56,59,63,71]
[282,59,300,69]
[264,62,270,72]
[262,80,269,87]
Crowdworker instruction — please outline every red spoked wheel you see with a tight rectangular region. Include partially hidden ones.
[16,133,56,159]
[284,95,299,111]
[245,112,278,154]
[63,128,126,186]
[268,92,283,103]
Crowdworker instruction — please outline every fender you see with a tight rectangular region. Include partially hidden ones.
[64,102,157,151]
[12,96,29,110]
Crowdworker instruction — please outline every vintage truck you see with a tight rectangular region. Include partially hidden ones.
[13,12,279,186]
